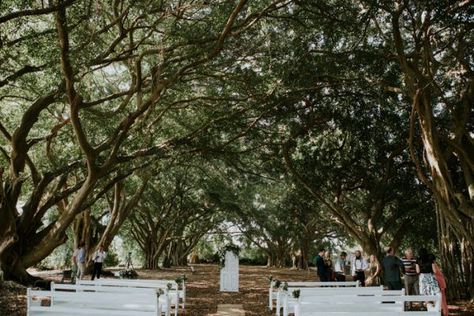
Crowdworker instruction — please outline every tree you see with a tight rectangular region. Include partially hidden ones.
[237,1,434,261]
[0,0,287,283]
[71,174,148,270]
[377,0,473,298]
[129,163,221,269]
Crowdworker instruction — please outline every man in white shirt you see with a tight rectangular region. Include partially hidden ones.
[91,245,106,280]
[334,251,347,281]
[351,250,368,286]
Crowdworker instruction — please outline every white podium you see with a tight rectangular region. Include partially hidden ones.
[220,251,239,292]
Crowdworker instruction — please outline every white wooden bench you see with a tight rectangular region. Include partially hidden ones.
[51,282,170,315]
[271,281,361,315]
[27,288,161,316]
[294,294,442,316]
[296,312,440,316]
[280,286,389,316]
[82,278,187,311]
[76,278,185,315]
[286,289,403,316]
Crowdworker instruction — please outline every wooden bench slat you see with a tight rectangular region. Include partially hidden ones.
[286,281,359,287]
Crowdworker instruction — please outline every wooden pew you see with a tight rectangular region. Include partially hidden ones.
[51,282,170,315]
[269,280,359,312]
[27,288,160,316]
[280,286,389,316]
[293,293,442,316]
[76,278,184,315]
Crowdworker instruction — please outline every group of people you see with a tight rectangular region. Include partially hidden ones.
[315,246,448,315]
[72,243,107,281]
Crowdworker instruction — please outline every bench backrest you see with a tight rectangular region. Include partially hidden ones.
[297,310,440,316]
[278,285,387,314]
[287,286,384,294]
[270,280,360,310]
[287,281,359,287]
[27,288,159,312]
[297,293,440,303]
[298,293,440,303]
[295,294,441,315]
[51,282,161,294]
[75,279,176,315]
[77,279,178,289]
[28,288,158,303]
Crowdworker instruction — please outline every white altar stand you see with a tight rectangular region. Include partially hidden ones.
[220,251,239,292]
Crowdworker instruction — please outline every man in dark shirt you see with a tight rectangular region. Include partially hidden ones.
[315,248,328,281]
[402,248,419,295]
[382,246,405,290]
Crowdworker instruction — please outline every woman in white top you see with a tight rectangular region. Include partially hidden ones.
[91,245,106,280]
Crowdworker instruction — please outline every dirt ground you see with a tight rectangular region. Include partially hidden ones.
[1,264,473,316]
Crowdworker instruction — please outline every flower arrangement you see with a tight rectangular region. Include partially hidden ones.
[269,275,279,287]
[175,274,187,287]
[118,268,138,279]
[218,244,240,269]
[156,288,165,295]
[292,289,300,299]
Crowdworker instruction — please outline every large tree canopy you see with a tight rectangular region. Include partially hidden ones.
[0,0,472,300]
[0,0,286,282]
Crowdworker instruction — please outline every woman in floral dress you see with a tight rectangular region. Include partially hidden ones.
[365,254,381,286]
[416,248,441,311]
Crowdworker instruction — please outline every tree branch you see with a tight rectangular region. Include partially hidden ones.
[0,0,77,24]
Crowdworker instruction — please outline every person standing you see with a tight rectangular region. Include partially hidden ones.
[351,250,368,286]
[366,254,381,286]
[382,246,405,290]
[433,263,448,316]
[75,243,87,280]
[402,248,419,295]
[324,250,334,281]
[71,248,78,283]
[315,248,328,281]
[334,252,347,281]
[91,245,106,280]
[416,248,441,311]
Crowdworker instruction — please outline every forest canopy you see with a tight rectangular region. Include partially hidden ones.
[0,0,472,300]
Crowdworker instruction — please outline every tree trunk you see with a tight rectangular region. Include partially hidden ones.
[299,238,310,269]
[266,253,274,267]
[414,91,474,299]
[144,245,160,270]
[0,222,67,284]
[438,204,473,300]
[0,199,17,274]
[274,242,288,268]
[391,9,474,299]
